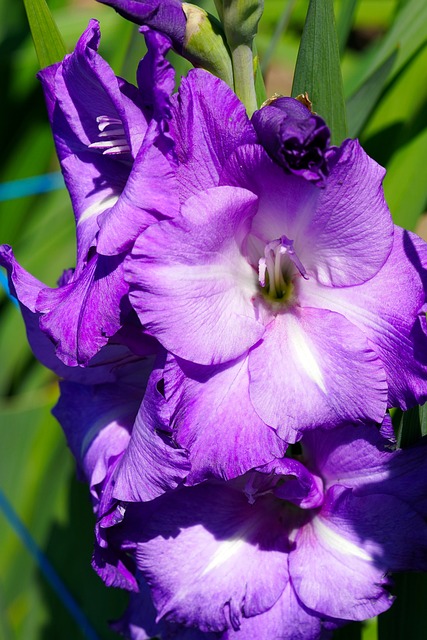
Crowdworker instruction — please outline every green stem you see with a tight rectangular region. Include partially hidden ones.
[232,43,258,116]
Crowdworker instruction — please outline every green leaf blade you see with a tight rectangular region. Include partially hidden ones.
[22,0,67,69]
[291,0,347,145]
[346,49,398,139]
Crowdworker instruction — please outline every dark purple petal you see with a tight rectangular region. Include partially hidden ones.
[252,97,331,185]
[97,0,187,52]
[136,27,175,123]
[36,253,130,367]
[170,69,257,202]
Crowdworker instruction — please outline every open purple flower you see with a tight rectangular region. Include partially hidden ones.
[101,423,427,639]
[126,70,427,458]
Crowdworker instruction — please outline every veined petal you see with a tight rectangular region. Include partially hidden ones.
[290,487,392,621]
[170,69,257,202]
[165,355,286,484]
[113,365,190,502]
[36,253,130,366]
[127,186,264,365]
[129,484,288,632]
[222,582,326,640]
[291,485,427,620]
[249,308,387,441]
[299,227,427,409]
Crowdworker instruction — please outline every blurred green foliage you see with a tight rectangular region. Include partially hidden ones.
[1,0,427,638]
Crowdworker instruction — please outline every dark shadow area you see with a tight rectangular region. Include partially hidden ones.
[36,474,128,640]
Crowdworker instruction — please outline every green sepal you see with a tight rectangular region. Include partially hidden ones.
[182,3,233,88]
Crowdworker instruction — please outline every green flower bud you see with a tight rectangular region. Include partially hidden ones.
[182,3,233,88]
[221,0,264,49]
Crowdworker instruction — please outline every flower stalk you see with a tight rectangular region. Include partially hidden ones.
[220,0,264,115]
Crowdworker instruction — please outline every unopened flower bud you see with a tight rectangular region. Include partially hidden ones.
[182,3,233,87]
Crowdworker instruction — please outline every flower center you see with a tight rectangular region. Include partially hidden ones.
[88,115,131,156]
[258,235,307,301]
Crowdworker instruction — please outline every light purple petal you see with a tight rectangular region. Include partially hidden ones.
[304,423,427,515]
[170,69,257,202]
[290,486,395,621]
[52,374,144,503]
[249,307,388,441]
[299,227,427,409]
[299,139,394,286]
[222,582,327,640]
[127,186,264,365]
[131,484,288,632]
[165,355,286,484]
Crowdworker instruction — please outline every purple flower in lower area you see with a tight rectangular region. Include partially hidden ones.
[96,423,427,639]
[251,96,334,184]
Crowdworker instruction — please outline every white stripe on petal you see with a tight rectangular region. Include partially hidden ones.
[78,194,119,226]
[201,534,247,575]
[287,314,327,393]
[314,518,372,562]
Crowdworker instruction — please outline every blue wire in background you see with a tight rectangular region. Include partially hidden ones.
[0,490,100,640]
[0,271,18,307]
[0,172,64,202]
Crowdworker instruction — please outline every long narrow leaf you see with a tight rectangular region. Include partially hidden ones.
[346,48,397,138]
[350,0,427,97]
[383,125,427,230]
[22,0,66,68]
[336,0,358,54]
[291,0,347,145]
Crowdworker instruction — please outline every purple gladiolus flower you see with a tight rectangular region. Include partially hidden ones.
[99,423,427,639]
[127,70,427,464]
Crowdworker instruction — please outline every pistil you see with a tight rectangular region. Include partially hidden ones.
[258,235,307,301]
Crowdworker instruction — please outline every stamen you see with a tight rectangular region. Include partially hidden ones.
[88,115,131,156]
[258,235,308,301]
